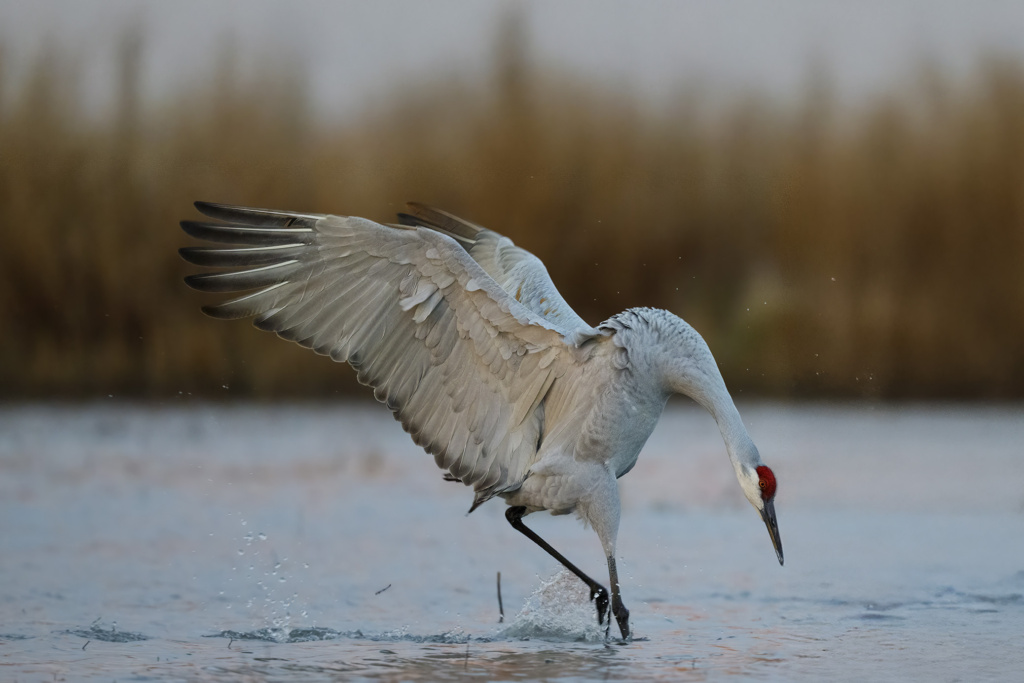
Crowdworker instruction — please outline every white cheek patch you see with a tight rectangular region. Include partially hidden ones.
[739,474,765,510]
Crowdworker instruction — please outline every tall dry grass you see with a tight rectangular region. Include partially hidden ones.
[1,24,1022,399]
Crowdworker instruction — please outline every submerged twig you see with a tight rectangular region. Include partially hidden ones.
[496,571,504,623]
[375,583,392,595]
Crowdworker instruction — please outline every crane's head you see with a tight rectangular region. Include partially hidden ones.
[739,464,784,566]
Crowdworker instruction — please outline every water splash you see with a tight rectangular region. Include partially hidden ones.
[210,626,339,643]
[499,569,608,642]
[223,519,311,634]
[63,625,150,643]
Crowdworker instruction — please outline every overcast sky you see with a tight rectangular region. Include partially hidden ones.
[3,0,1024,117]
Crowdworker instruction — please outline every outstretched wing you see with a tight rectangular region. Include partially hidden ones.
[180,201,586,508]
[396,203,596,342]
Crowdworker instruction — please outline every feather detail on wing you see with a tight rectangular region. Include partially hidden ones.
[181,201,590,508]
[394,203,598,344]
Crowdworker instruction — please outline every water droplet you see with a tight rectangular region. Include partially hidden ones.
[258,533,267,541]
[237,549,245,556]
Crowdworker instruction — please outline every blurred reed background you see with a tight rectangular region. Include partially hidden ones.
[1,12,1022,400]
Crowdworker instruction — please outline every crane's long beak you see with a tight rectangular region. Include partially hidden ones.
[760,499,784,566]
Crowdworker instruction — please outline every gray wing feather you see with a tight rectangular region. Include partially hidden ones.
[181,201,582,507]
[395,204,597,342]
[468,231,594,339]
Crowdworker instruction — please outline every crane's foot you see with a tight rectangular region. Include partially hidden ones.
[590,583,610,628]
[611,595,630,641]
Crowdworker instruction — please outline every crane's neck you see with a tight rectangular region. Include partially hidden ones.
[663,352,760,472]
[702,388,761,472]
[608,308,761,472]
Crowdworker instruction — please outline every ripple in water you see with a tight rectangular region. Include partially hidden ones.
[206,626,486,644]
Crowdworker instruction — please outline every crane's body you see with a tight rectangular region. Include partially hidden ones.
[180,201,783,640]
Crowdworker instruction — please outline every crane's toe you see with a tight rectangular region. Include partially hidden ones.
[589,584,610,627]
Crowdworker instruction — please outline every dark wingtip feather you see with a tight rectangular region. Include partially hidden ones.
[396,212,421,227]
[180,219,209,239]
[184,273,219,292]
[194,200,219,213]
[399,203,481,246]
[200,304,238,319]
[193,201,255,223]
[193,201,251,221]
[253,315,278,332]
[180,219,314,246]
[192,201,321,228]
[183,272,248,293]
[183,259,303,293]
[180,244,307,267]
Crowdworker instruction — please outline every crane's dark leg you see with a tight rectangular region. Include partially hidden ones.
[505,506,610,631]
[607,555,630,640]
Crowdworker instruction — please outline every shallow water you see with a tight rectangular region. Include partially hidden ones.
[1,402,1022,681]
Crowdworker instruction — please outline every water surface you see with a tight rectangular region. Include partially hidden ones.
[1,402,1022,681]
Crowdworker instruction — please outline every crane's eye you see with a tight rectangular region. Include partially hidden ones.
[758,480,766,489]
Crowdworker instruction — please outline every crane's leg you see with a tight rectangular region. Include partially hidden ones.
[606,554,630,640]
[505,506,610,631]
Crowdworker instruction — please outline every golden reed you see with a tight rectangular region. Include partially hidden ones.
[1,29,1021,399]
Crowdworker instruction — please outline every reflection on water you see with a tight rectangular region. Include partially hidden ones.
[1,403,1023,681]
[204,641,643,683]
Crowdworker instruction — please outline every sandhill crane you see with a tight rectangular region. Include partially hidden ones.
[179,201,783,640]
